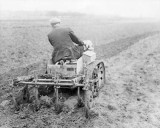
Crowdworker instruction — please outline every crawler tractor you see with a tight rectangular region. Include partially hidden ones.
[13,41,106,117]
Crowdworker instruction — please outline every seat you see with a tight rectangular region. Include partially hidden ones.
[55,56,77,65]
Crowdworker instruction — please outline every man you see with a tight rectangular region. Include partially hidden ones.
[48,17,85,64]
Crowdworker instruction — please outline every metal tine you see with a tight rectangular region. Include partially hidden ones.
[34,71,38,83]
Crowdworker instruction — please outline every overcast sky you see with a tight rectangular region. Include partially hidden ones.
[0,0,160,18]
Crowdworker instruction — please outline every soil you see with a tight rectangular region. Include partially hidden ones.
[1,32,160,128]
[91,33,160,128]
[1,18,160,128]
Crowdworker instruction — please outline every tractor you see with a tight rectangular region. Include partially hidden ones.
[13,40,106,117]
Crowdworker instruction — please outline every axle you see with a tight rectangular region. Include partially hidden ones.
[18,81,84,87]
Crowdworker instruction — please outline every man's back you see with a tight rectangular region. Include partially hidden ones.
[48,27,74,50]
[48,27,84,63]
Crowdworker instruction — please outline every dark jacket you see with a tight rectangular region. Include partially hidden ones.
[48,27,84,63]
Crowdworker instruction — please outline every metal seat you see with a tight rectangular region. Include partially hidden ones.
[56,56,77,65]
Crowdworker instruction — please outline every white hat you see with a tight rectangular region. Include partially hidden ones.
[50,17,61,25]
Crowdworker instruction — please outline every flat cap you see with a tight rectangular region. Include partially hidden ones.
[50,17,61,25]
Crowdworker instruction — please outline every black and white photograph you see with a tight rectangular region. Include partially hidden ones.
[0,0,160,127]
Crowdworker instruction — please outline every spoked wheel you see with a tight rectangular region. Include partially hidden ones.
[84,61,105,118]
[92,62,105,97]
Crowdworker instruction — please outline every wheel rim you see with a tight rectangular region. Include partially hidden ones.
[88,91,93,109]
[92,62,105,97]
[84,89,93,110]
[92,68,99,97]
[85,90,93,118]
[97,62,105,89]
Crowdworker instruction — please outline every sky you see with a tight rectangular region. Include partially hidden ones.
[0,0,160,18]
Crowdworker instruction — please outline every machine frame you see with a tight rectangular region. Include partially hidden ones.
[13,43,106,117]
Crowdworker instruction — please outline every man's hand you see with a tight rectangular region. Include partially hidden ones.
[83,43,88,51]
[83,40,94,51]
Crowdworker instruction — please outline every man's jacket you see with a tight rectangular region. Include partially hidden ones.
[48,27,84,63]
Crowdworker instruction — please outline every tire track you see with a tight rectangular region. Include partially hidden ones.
[95,31,160,59]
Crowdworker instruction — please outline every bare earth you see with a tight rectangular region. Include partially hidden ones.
[92,34,160,128]
[1,18,160,128]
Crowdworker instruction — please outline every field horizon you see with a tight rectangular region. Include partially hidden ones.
[1,10,160,21]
